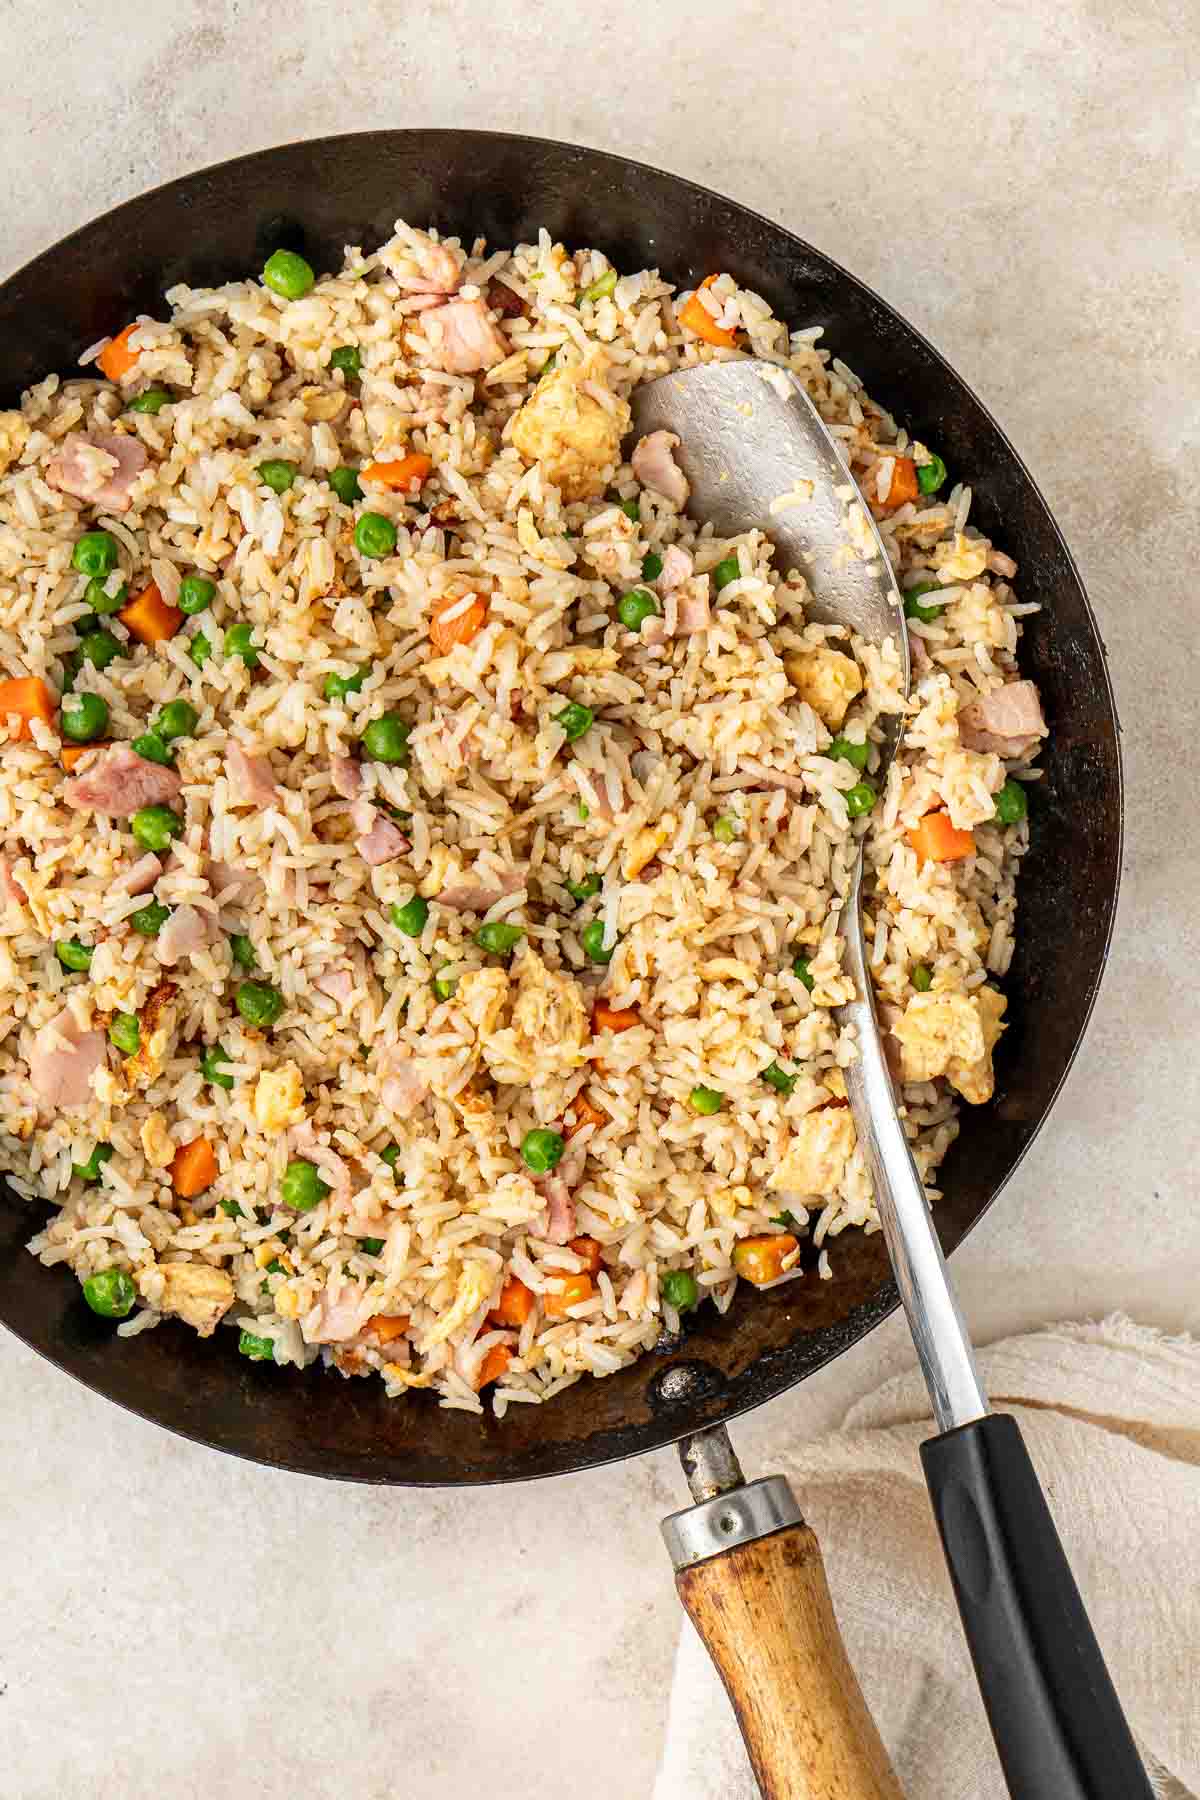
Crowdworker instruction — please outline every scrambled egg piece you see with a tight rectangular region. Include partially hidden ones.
[455,967,510,1038]
[138,1262,235,1336]
[123,981,178,1090]
[622,817,674,881]
[770,1108,857,1195]
[0,411,28,476]
[892,988,1006,1104]
[139,1112,175,1170]
[510,353,631,501]
[418,1261,495,1353]
[254,1062,306,1135]
[481,948,588,1086]
[710,1184,752,1219]
[931,532,989,583]
[784,646,863,730]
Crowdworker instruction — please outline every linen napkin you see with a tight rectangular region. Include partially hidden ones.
[655,1317,1200,1800]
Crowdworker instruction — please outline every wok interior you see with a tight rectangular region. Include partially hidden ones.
[0,132,1121,1483]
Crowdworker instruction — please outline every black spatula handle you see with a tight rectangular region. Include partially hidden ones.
[921,1413,1153,1798]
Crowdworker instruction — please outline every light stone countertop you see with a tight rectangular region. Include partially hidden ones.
[1,3,1197,1796]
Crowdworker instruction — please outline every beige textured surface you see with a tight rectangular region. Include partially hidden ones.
[1,3,1196,1796]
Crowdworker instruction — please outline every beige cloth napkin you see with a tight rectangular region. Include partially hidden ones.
[654,1318,1200,1800]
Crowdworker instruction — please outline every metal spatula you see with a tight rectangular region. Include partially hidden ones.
[634,362,1152,1800]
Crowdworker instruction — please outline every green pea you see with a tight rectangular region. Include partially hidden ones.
[55,938,93,973]
[218,1198,244,1217]
[60,692,108,744]
[330,345,362,379]
[361,712,410,765]
[127,387,171,415]
[229,932,256,970]
[762,1061,798,1096]
[565,872,601,904]
[903,580,943,624]
[188,631,211,668]
[131,732,172,766]
[258,459,297,495]
[661,1268,699,1312]
[79,629,120,672]
[770,1209,800,1230]
[201,1043,235,1090]
[619,497,641,522]
[360,1237,385,1257]
[73,1142,114,1184]
[82,1266,135,1319]
[554,701,594,742]
[324,663,370,701]
[130,805,182,852]
[155,699,198,742]
[329,465,363,505]
[355,512,397,559]
[689,1086,724,1115]
[263,248,316,301]
[380,1145,402,1173]
[236,980,284,1029]
[431,963,459,1001]
[238,1330,276,1362]
[576,801,590,821]
[994,779,1028,825]
[474,921,525,957]
[826,736,869,771]
[109,1012,140,1055]
[177,574,215,615]
[911,964,933,992]
[280,1158,329,1211]
[72,531,119,578]
[617,588,659,633]
[521,1127,565,1175]
[845,781,877,819]
[84,576,127,615]
[583,269,618,303]
[712,556,741,591]
[390,895,429,937]
[581,919,614,964]
[713,815,739,844]
[641,552,663,582]
[792,956,815,991]
[130,901,171,937]
[224,623,259,667]
[916,451,948,495]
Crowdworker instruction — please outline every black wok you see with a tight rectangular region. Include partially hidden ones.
[0,131,1121,1500]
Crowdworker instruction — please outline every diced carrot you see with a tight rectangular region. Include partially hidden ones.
[907,811,975,864]
[61,741,108,771]
[592,1000,640,1036]
[97,323,143,383]
[366,1312,411,1344]
[429,591,488,655]
[488,1276,534,1329]
[677,275,738,349]
[569,1236,603,1277]
[171,1137,218,1198]
[0,676,55,742]
[881,455,919,510]
[564,1093,608,1139]
[733,1234,800,1286]
[119,581,183,646]
[361,453,433,492]
[475,1344,513,1390]
[543,1273,595,1318]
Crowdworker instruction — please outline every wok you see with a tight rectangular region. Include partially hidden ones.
[0,130,1123,1792]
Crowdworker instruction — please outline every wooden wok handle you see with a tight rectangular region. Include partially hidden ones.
[676,1521,904,1800]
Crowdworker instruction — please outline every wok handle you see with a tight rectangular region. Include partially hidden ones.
[676,1519,904,1799]
[921,1413,1154,1799]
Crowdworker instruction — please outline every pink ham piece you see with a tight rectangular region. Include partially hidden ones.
[957,680,1047,759]
[423,299,509,374]
[111,852,162,896]
[398,233,462,295]
[538,1178,576,1245]
[0,855,27,909]
[206,858,259,904]
[675,578,711,635]
[436,867,526,911]
[356,813,410,867]
[64,743,182,816]
[654,545,694,592]
[46,431,148,513]
[154,904,209,966]
[315,967,356,1006]
[329,754,363,800]
[301,1286,370,1345]
[631,431,689,509]
[377,1045,429,1119]
[29,1007,106,1110]
[225,742,278,807]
